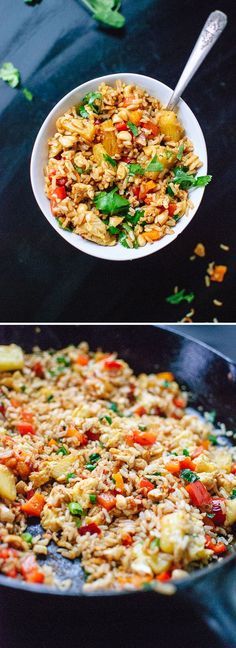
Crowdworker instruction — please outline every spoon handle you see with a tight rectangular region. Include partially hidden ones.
[167,10,227,110]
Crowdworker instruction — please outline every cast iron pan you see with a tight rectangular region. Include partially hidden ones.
[0,325,236,648]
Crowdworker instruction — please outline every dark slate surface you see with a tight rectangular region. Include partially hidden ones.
[0,0,235,323]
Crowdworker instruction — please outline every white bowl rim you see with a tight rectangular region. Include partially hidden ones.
[30,72,208,262]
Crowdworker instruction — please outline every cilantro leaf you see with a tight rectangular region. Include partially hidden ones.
[77,105,89,118]
[92,3,125,28]
[128,163,144,176]
[118,231,129,247]
[146,154,163,173]
[74,164,84,174]
[230,489,236,500]
[126,209,144,226]
[0,62,20,88]
[181,469,199,483]
[103,154,117,167]
[177,144,184,161]
[108,225,120,235]
[22,87,33,101]
[127,121,139,136]
[172,167,212,190]
[94,187,129,214]
[166,288,195,305]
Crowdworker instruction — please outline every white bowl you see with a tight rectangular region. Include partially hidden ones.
[30,72,208,262]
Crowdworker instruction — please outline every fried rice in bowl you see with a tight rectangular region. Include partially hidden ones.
[30,73,210,261]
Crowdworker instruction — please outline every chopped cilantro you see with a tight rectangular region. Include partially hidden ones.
[56,445,69,456]
[47,394,54,402]
[118,231,129,248]
[166,288,195,305]
[99,415,112,425]
[103,154,117,167]
[181,469,199,483]
[57,355,70,367]
[67,473,76,482]
[89,453,101,464]
[146,154,163,173]
[127,121,139,136]
[74,164,84,174]
[22,87,33,101]
[177,144,184,161]
[94,187,129,214]
[108,225,120,235]
[183,449,190,457]
[21,532,33,545]
[109,402,118,412]
[229,489,236,500]
[171,166,212,190]
[128,163,144,176]
[208,434,218,446]
[89,493,97,504]
[20,385,26,393]
[68,502,83,516]
[139,425,147,431]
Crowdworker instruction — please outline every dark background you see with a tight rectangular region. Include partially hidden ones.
[0,0,235,323]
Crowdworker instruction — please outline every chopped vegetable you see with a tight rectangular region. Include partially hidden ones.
[89,493,97,504]
[166,289,195,305]
[131,430,157,446]
[94,187,129,214]
[67,473,76,482]
[75,354,89,366]
[128,163,144,176]
[56,445,69,456]
[97,492,116,510]
[22,493,45,517]
[166,460,180,475]
[146,155,163,173]
[186,481,211,507]
[177,144,184,160]
[229,489,236,499]
[99,415,112,425]
[140,478,154,492]
[68,502,83,516]
[209,265,227,283]
[113,472,124,491]
[0,62,20,88]
[209,497,226,525]
[183,449,190,457]
[79,522,101,535]
[141,119,159,136]
[21,532,33,545]
[80,0,125,29]
[22,87,33,101]
[171,167,212,190]
[57,355,70,367]
[156,372,174,381]
[181,468,199,483]
[127,121,139,136]
[180,457,196,471]
[103,154,117,167]
[205,535,227,554]
[16,422,35,436]
[104,359,122,371]
[208,434,218,446]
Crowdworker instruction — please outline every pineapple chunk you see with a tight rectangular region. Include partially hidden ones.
[93,143,107,165]
[0,345,24,372]
[160,510,186,554]
[194,454,217,473]
[127,109,143,125]
[225,499,236,526]
[0,465,16,501]
[144,145,177,178]
[212,449,232,473]
[158,111,184,142]
[100,120,118,156]
[50,454,78,480]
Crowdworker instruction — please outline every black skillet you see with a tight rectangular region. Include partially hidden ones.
[0,325,236,648]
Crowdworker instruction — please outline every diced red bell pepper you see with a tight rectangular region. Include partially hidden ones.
[75,354,89,366]
[104,359,122,371]
[141,120,159,137]
[26,569,45,583]
[86,429,100,441]
[205,535,227,554]
[116,123,128,132]
[140,478,154,492]
[166,460,180,475]
[16,422,35,436]
[33,361,44,378]
[53,186,67,200]
[209,497,226,526]
[79,523,101,536]
[21,492,45,517]
[168,203,177,217]
[133,186,140,199]
[186,481,211,508]
[231,463,236,475]
[21,554,45,583]
[56,177,67,186]
[122,533,133,546]
[156,571,171,582]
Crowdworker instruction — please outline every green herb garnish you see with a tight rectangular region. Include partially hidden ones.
[126,209,144,226]
[171,167,212,190]
[180,469,199,483]
[150,538,160,550]
[22,87,33,101]
[83,0,125,28]
[183,449,190,457]
[99,415,112,425]
[109,402,118,412]
[208,434,218,446]
[21,385,26,393]
[67,472,76,481]
[108,225,120,235]
[21,532,33,545]
[146,154,163,173]
[89,493,97,504]
[68,502,83,516]
[57,356,70,367]
[127,121,139,136]
[0,62,20,88]
[177,144,184,161]
[229,489,236,500]
[103,154,117,167]
[77,105,89,118]
[139,425,147,431]
[166,288,195,305]
[89,453,101,464]
[94,187,129,214]
[86,464,96,472]
[74,164,84,174]
[56,445,69,456]
[128,163,144,176]
[118,231,129,248]
[47,394,54,402]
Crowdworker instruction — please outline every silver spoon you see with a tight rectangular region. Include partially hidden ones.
[167,10,227,110]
